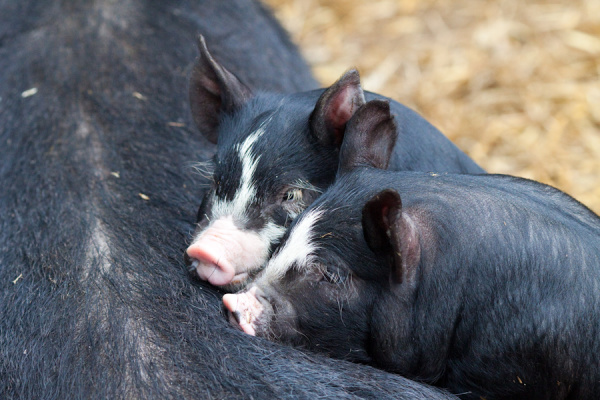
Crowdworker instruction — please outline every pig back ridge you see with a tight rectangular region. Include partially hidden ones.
[0,0,457,399]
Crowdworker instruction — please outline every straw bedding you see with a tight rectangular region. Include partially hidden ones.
[264,0,600,213]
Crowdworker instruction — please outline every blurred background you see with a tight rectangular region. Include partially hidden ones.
[264,0,600,213]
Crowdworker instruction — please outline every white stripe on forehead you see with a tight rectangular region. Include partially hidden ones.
[262,208,324,282]
[211,118,271,221]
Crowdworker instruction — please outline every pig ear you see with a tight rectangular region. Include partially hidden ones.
[337,100,397,175]
[189,35,253,143]
[362,189,420,285]
[309,69,366,147]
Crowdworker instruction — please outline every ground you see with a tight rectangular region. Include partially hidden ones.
[265,0,600,213]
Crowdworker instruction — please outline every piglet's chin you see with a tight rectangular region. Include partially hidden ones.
[223,288,263,336]
[193,259,235,287]
[230,272,249,286]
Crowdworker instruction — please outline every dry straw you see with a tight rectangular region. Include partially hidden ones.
[265,0,600,213]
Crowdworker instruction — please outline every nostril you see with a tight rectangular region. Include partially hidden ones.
[187,244,235,286]
[186,243,219,267]
[222,291,261,336]
[185,243,203,263]
[229,309,242,327]
[223,294,244,331]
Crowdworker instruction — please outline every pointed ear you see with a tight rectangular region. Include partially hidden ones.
[189,35,253,143]
[309,69,366,147]
[362,189,420,285]
[337,100,397,175]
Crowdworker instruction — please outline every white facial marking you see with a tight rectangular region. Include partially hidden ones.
[262,208,324,282]
[192,116,286,274]
[260,221,287,248]
[210,116,274,222]
[235,130,262,211]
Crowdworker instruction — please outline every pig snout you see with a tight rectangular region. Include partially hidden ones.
[223,287,264,336]
[186,217,267,287]
[185,240,236,286]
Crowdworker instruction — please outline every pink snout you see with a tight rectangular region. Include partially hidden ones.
[186,240,236,286]
[186,216,267,287]
[223,287,264,336]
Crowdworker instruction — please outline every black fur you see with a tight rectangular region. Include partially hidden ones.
[0,0,456,399]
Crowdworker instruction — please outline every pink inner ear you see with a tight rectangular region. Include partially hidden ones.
[199,74,221,97]
[326,86,357,142]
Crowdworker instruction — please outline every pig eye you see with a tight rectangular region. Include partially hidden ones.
[281,188,306,218]
[282,188,303,203]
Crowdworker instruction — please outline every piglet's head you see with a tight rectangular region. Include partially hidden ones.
[185,36,375,290]
[222,100,422,364]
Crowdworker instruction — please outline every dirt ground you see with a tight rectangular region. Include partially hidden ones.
[264,0,600,213]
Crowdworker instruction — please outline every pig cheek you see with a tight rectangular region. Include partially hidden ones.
[264,298,301,342]
[305,280,369,337]
[195,192,212,225]
[244,286,300,342]
[269,205,292,230]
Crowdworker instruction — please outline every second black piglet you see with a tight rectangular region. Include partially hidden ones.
[184,39,485,289]
[224,101,600,400]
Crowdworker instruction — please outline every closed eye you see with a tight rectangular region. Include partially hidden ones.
[321,268,347,285]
